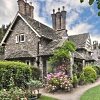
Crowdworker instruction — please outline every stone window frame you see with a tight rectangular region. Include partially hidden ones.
[20,34,25,43]
[25,60,31,65]
[16,34,19,43]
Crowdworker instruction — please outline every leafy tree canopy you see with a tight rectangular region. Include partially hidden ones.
[80,0,100,16]
[49,40,76,67]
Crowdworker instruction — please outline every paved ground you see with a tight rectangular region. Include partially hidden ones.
[40,78,100,100]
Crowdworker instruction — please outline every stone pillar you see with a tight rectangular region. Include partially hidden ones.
[39,57,47,83]
[82,60,85,67]
[69,53,74,78]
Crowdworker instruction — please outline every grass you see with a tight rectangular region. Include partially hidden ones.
[80,85,100,100]
[38,95,58,100]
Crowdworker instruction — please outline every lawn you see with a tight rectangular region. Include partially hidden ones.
[38,96,58,100]
[80,85,100,100]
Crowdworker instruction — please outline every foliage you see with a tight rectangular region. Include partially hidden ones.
[72,64,78,74]
[80,0,100,16]
[79,73,85,85]
[45,72,73,92]
[83,65,97,83]
[27,79,42,94]
[31,67,41,80]
[92,65,100,76]
[0,87,26,100]
[80,85,100,100]
[49,41,76,72]
[72,74,78,88]
[0,61,40,89]
[72,74,78,84]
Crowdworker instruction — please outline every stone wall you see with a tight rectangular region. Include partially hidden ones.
[4,18,39,59]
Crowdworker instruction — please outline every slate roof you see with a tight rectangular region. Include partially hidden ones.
[74,51,85,60]
[20,13,60,40]
[5,51,33,59]
[69,33,89,48]
[85,55,95,61]
[39,38,68,56]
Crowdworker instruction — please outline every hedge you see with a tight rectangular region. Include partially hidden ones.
[0,61,41,89]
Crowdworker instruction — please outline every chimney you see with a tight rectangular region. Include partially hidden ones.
[25,1,30,16]
[51,9,56,30]
[61,6,66,29]
[93,41,98,50]
[29,2,34,18]
[56,8,61,30]
[17,0,34,18]
[17,0,26,15]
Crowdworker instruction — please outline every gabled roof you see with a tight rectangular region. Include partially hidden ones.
[39,38,68,56]
[1,13,41,45]
[69,33,89,48]
[1,12,59,45]
[21,13,59,40]
[74,51,85,60]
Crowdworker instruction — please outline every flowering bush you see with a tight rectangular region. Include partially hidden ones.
[45,72,72,92]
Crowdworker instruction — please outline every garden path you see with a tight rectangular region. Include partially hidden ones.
[40,78,100,100]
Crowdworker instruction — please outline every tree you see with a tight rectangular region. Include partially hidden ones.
[49,40,76,74]
[80,0,100,16]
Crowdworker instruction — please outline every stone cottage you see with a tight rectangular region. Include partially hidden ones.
[0,0,95,78]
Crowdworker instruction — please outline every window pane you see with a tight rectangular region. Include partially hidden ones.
[20,34,25,42]
[16,35,19,43]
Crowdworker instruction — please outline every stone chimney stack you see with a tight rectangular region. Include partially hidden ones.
[17,0,34,18]
[93,41,98,49]
[17,0,26,15]
[51,9,56,30]
[56,8,61,30]
[51,7,66,31]
[61,6,66,29]
[30,2,34,18]
[25,1,30,16]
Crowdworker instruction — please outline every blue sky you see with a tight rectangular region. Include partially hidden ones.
[0,0,100,42]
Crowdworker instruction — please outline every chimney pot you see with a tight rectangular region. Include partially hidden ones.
[30,2,32,5]
[62,6,65,11]
[58,8,60,12]
[25,0,27,3]
[53,9,55,14]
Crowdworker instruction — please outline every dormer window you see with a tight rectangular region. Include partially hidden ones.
[20,34,25,42]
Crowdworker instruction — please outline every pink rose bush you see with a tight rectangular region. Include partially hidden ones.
[45,72,73,92]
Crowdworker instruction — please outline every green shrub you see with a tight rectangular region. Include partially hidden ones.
[0,87,25,99]
[79,73,85,85]
[72,74,78,88]
[0,61,41,89]
[31,67,41,80]
[83,65,97,83]
[92,65,100,76]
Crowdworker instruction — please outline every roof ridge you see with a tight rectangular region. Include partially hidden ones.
[69,33,89,37]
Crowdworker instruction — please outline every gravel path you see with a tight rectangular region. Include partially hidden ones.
[40,78,100,100]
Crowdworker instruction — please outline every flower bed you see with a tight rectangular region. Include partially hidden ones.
[45,72,73,92]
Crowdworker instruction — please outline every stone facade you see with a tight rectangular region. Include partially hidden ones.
[5,18,39,63]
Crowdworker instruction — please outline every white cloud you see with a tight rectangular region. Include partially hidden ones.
[68,22,94,35]
[91,34,100,43]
